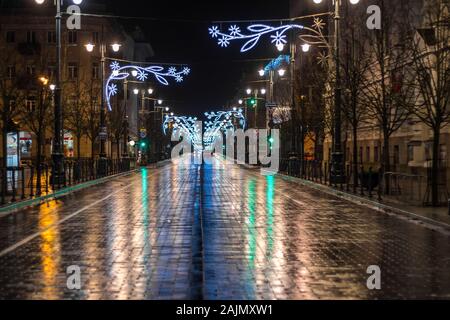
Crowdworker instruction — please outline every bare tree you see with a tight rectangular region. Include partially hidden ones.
[0,34,25,169]
[361,0,416,179]
[341,13,371,190]
[409,0,450,205]
[108,95,126,159]
[19,55,54,194]
[84,80,101,160]
[64,81,90,160]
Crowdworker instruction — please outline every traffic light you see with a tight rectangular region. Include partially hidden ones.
[139,138,149,150]
[246,98,257,107]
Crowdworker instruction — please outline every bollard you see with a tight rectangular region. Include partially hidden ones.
[11,168,16,202]
[360,165,365,196]
[21,167,26,200]
[1,168,5,205]
[368,167,373,198]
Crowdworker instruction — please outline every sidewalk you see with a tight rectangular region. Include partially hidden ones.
[238,162,450,233]
[274,171,450,233]
[0,160,172,215]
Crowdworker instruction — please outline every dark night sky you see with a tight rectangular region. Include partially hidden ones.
[109,0,292,117]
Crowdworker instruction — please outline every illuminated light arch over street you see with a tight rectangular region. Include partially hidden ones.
[208,23,305,52]
[106,61,191,111]
[203,110,246,151]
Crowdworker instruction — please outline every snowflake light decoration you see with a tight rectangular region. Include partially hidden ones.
[163,116,203,151]
[208,23,304,53]
[203,109,246,151]
[105,62,191,111]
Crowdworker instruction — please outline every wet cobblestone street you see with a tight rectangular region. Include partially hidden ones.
[0,157,449,300]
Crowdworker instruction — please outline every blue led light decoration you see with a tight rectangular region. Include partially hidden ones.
[106,61,191,111]
[263,55,290,74]
[203,109,246,151]
[208,24,304,52]
[163,116,203,151]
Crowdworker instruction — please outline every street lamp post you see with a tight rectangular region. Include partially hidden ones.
[122,80,129,158]
[313,0,360,184]
[35,0,82,186]
[85,31,121,175]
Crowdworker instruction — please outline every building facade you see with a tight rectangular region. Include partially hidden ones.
[0,1,153,166]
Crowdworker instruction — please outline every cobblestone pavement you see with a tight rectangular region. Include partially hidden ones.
[0,157,449,300]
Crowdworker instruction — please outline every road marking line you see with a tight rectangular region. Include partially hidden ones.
[0,167,166,258]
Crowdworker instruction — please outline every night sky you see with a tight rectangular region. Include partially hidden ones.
[109,0,291,116]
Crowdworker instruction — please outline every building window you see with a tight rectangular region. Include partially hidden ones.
[68,63,78,80]
[47,65,56,79]
[6,31,15,43]
[47,31,56,44]
[359,147,363,164]
[92,63,99,79]
[27,31,37,44]
[374,146,379,163]
[68,31,77,44]
[440,144,447,164]
[407,145,414,163]
[366,147,371,163]
[7,66,16,79]
[26,65,36,76]
[92,97,99,112]
[394,145,400,165]
[26,97,36,112]
[9,100,16,111]
[92,32,99,44]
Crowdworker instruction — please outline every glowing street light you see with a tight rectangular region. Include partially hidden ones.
[133,88,140,95]
[301,43,311,52]
[85,43,95,52]
[39,76,49,86]
[148,88,154,95]
[111,43,121,52]
[278,69,286,77]
[258,69,265,77]
[246,88,252,95]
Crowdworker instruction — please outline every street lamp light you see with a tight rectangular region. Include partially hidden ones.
[246,88,252,95]
[39,76,49,86]
[148,88,154,95]
[258,69,265,77]
[260,89,266,95]
[313,0,360,184]
[301,43,311,53]
[133,88,140,95]
[278,69,286,77]
[111,43,121,52]
[85,43,95,52]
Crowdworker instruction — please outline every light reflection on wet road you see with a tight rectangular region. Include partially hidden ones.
[0,157,449,300]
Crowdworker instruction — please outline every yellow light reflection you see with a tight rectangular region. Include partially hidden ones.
[38,201,61,299]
